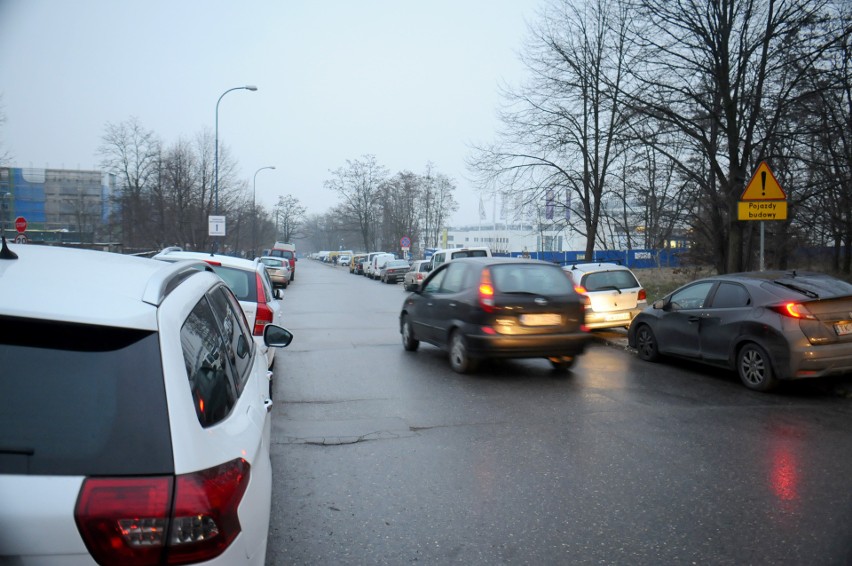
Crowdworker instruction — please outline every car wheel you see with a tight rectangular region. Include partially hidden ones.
[635,324,660,362]
[737,343,778,392]
[401,316,419,352]
[549,356,575,371]
[449,330,476,373]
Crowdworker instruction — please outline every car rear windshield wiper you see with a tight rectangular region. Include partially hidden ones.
[502,290,542,296]
[590,285,623,293]
[771,280,820,299]
[0,447,35,456]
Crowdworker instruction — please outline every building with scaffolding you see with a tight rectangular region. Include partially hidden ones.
[0,167,117,246]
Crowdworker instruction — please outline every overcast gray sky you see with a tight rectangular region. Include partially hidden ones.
[0,0,542,226]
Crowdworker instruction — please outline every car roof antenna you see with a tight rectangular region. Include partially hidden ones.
[0,235,18,260]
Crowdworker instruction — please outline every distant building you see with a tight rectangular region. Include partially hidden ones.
[0,167,116,244]
[443,223,587,255]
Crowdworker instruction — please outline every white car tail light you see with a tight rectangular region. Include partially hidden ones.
[254,273,273,335]
[75,458,250,565]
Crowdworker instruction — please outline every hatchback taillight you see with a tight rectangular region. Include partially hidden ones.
[573,285,591,307]
[254,273,273,335]
[75,458,250,566]
[638,289,647,301]
[479,268,495,312]
[770,302,816,319]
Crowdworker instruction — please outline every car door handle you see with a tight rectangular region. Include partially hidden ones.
[449,302,457,308]
[264,398,273,413]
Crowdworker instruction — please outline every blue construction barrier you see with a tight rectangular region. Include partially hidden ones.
[507,249,687,269]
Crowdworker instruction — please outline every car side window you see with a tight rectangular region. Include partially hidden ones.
[710,282,751,308]
[668,281,715,311]
[423,266,448,293]
[440,263,468,293]
[207,285,255,392]
[181,296,238,427]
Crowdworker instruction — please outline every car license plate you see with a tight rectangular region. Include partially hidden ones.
[519,313,561,326]
[605,312,630,321]
[834,322,852,336]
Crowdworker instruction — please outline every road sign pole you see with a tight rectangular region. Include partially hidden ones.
[760,221,765,272]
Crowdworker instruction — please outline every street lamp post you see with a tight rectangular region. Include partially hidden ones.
[214,85,258,217]
[252,166,276,257]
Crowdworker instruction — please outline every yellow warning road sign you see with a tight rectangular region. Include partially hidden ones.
[741,161,786,200]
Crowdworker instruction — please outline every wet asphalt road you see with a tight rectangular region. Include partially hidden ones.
[266,259,852,565]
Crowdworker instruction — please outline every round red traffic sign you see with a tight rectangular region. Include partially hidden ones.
[15,216,27,233]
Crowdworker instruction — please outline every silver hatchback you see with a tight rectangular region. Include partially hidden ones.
[563,262,647,329]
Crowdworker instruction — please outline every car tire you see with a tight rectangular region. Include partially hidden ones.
[449,330,477,374]
[737,343,778,392]
[401,316,419,352]
[635,324,660,362]
[549,356,575,371]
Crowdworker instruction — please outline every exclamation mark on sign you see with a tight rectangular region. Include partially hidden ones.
[761,171,766,197]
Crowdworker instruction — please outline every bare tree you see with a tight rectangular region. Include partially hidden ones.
[380,171,423,253]
[422,171,459,249]
[274,194,306,243]
[98,117,161,249]
[324,155,389,252]
[469,0,635,257]
[625,0,839,272]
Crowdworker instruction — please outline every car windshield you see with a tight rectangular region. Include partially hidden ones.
[388,260,409,268]
[0,316,173,476]
[261,258,283,268]
[491,264,574,295]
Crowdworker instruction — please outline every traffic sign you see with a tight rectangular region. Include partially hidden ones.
[14,216,27,233]
[400,236,411,248]
[208,215,226,236]
[741,162,786,201]
[14,233,28,244]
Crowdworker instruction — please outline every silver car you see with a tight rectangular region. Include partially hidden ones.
[563,262,647,329]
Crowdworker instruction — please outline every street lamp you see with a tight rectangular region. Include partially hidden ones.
[252,166,276,257]
[214,85,257,216]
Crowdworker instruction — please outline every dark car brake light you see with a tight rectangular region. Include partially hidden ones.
[254,273,273,336]
[75,458,250,566]
[479,268,495,312]
[770,302,816,320]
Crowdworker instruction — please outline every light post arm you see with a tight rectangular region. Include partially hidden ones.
[214,85,257,216]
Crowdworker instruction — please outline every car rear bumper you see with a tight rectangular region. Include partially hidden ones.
[466,330,592,360]
[789,341,852,379]
[584,307,643,329]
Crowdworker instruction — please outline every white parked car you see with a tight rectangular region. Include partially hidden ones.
[153,249,284,369]
[0,241,292,565]
[369,253,395,280]
[562,262,647,329]
[427,246,492,271]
